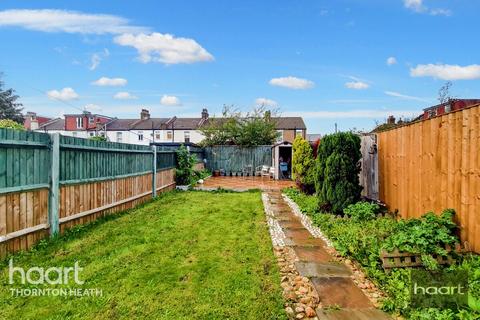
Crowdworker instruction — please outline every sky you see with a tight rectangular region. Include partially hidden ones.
[0,0,479,134]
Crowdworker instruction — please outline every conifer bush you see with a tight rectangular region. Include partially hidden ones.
[315,132,362,214]
[292,135,315,194]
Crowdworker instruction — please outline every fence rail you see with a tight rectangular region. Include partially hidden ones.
[0,129,179,257]
[377,104,480,253]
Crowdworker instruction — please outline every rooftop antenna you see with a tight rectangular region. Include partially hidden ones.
[335,123,338,133]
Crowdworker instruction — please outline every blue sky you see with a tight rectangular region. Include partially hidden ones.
[0,0,479,134]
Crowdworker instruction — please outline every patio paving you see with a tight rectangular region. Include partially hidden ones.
[197,176,295,191]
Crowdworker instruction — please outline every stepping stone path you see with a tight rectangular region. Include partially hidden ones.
[263,190,391,320]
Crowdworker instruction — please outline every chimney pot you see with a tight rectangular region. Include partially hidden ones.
[387,115,396,124]
[140,109,150,120]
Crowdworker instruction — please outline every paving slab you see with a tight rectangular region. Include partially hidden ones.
[316,308,391,320]
[295,261,351,278]
[288,237,328,247]
[283,228,316,240]
[278,220,305,229]
[293,246,333,263]
[310,277,372,309]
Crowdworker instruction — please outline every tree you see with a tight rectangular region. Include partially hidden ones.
[292,135,315,194]
[315,132,362,214]
[175,144,197,185]
[438,81,453,104]
[0,74,24,124]
[199,105,280,147]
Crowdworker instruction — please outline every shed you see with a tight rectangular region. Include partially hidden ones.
[271,141,292,180]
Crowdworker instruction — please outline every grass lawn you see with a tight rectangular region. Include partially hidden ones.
[0,190,286,320]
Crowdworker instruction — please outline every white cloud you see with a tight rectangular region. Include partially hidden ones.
[387,57,397,66]
[47,87,79,101]
[160,95,181,106]
[89,48,109,71]
[384,91,429,102]
[0,9,147,34]
[255,98,278,107]
[114,32,214,64]
[114,91,137,100]
[345,81,370,90]
[84,104,102,112]
[410,64,480,80]
[284,109,420,119]
[403,0,451,16]
[269,76,314,90]
[91,77,127,86]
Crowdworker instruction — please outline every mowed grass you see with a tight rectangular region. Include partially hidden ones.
[0,191,286,320]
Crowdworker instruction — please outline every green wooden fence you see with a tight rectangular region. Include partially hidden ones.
[204,145,272,174]
[0,129,178,243]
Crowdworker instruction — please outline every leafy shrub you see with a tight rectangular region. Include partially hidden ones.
[283,189,478,319]
[315,132,362,214]
[382,209,459,270]
[343,201,380,220]
[175,145,197,185]
[89,135,107,141]
[0,119,24,130]
[292,136,315,194]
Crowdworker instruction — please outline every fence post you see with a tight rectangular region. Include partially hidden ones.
[152,145,157,198]
[48,133,60,236]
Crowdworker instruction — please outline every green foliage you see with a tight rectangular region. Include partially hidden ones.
[292,135,315,193]
[175,144,197,185]
[89,135,107,141]
[193,169,211,181]
[0,119,24,130]
[343,201,380,220]
[284,189,478,319]
[382,210,459,270]
[0,74,23,124]
[199,106,280,147]
[315,132,362,214]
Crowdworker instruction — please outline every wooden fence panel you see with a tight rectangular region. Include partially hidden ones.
[0,131,178,258]
[377,104,480,252]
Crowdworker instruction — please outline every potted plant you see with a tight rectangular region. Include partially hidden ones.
[175,145,197,190]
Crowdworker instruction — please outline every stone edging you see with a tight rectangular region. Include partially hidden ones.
[261,193,287,247]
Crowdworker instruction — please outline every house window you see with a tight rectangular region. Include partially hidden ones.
[76,117,83,129]
[184,131,190,143]
[296,130,303,137]
[88,117,94,124]
[89,132,95,137]
[167,131,173,140]
[155,133,161,140]
[116,132,122,142]
[138,131,143,141]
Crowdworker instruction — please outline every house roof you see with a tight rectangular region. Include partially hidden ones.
[38,118,65,130]
[105,118,170,131]
[171,118,204,130]
[272,117,306,130]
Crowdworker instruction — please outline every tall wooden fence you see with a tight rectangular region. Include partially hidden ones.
[377,105,480,252]
[0,129,177,257]
[204,146,272,175]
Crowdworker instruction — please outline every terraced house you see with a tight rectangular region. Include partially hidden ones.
[30,108,307,145]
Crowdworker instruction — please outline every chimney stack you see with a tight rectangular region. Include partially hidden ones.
[387,115,396,124]
[140,109,150,120]
[201,108,209,120]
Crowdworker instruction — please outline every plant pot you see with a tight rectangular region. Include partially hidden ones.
[213,170,220,177]
[176,185,189,191]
